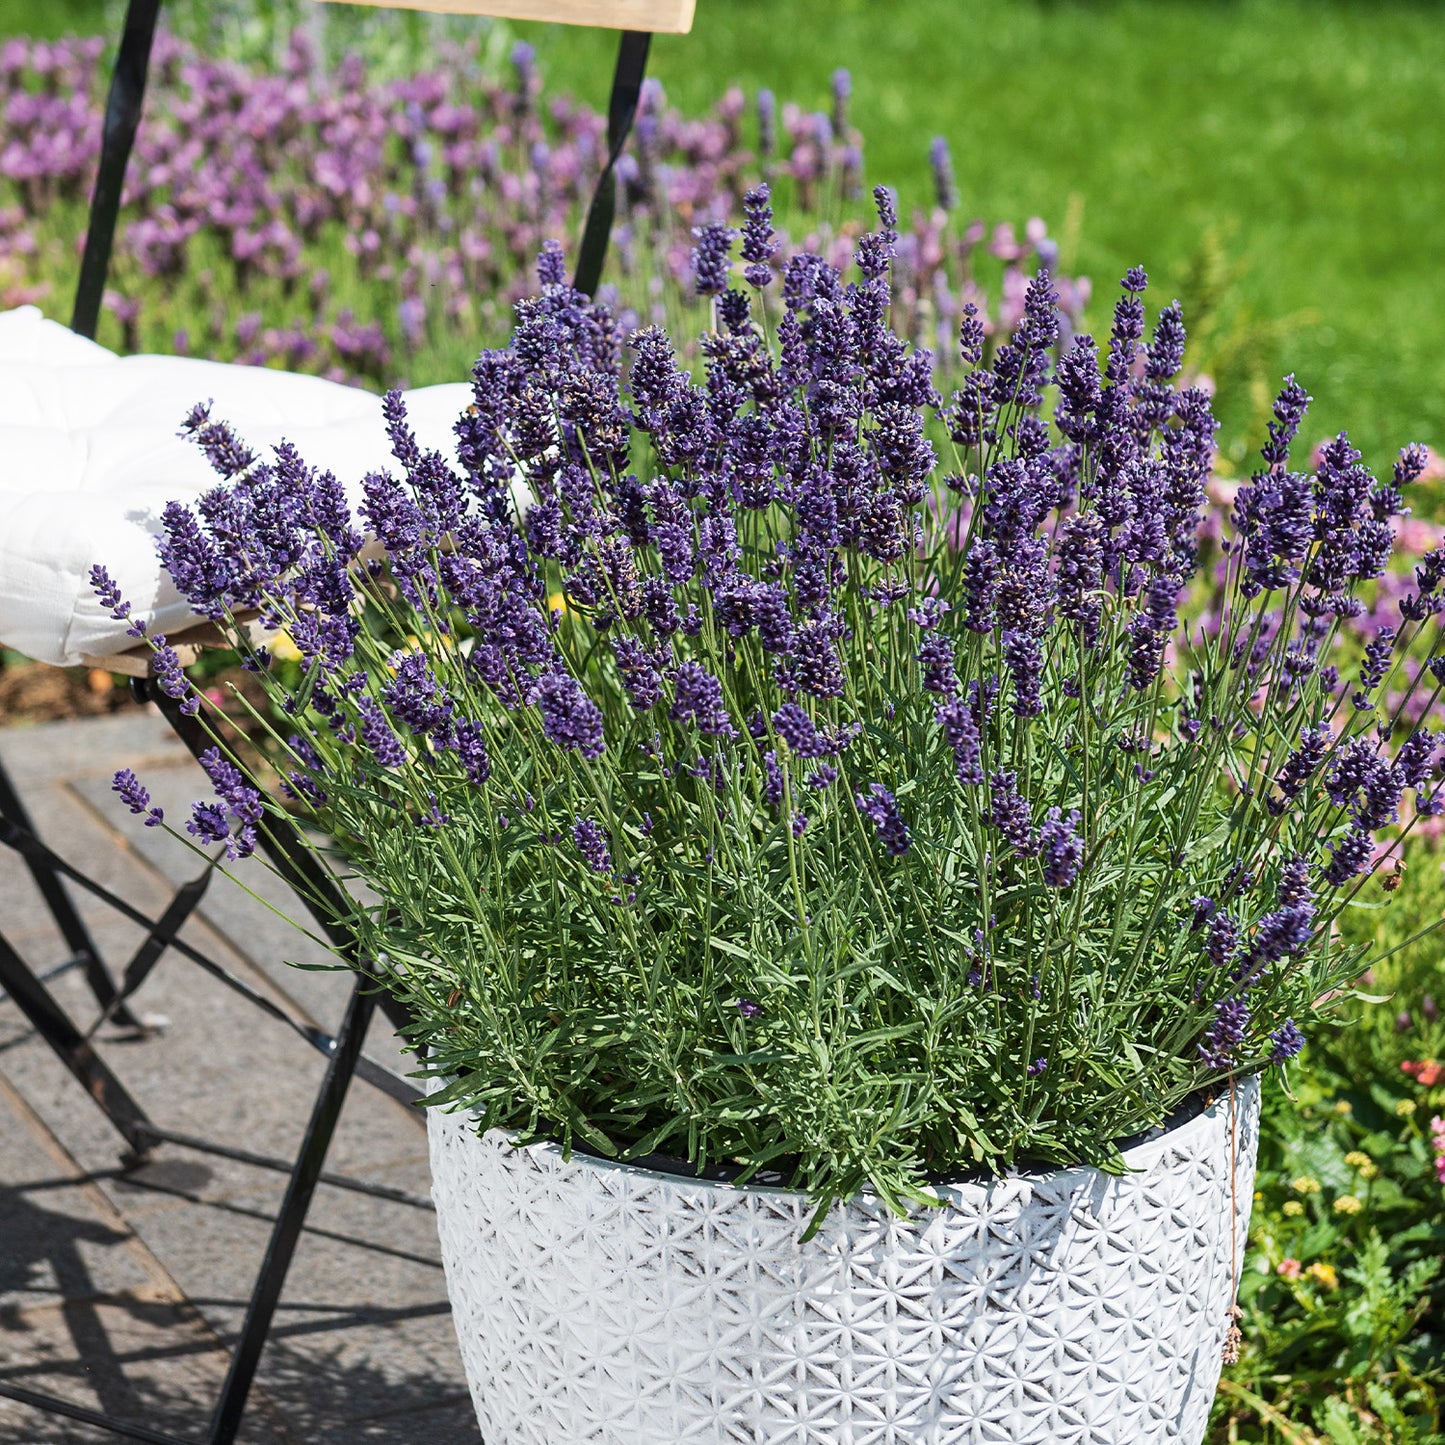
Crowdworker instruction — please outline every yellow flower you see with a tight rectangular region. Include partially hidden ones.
[1333,1195,1363,1216]
[1343,1150,1370,1169]
[271,630,303,664]
[1306,1262,1339,1291]
[1333,1100,1353,1116]
[1291,1176,1322,1195]
[1282,1200,1304,1217]
[1396,1098,1418,1117]
[547,591,568,616]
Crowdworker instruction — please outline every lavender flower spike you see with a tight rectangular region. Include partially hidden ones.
[691,223,735,298]
[741,183,776,290]
[1037,808,1083,888]
[112,769,163,827]
[572,817,612,874]
[90,563,130,620]
[1270,1019,1305,1063]
[857,783,911,857]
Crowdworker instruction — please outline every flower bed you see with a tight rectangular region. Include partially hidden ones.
[0,32,1083,390]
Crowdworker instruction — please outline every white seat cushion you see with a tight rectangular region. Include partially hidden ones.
[0,307,474,666]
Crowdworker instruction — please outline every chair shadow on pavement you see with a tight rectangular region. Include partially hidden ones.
[1,1180,482,1444]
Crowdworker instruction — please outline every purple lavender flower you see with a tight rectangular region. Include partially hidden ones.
[1269,1018,1306,1063]
[1352,628,1396,709]
[530,668,606,760]
[179,402,256,479]
[89,564,131,620]
[384,651,454,736]
[611,635,664,711]
[740,183,776,289]
[1354,758,1403,831]
[449,719,492,786]
[907,597,951,630]
[671,661,737,738]
[986,770,1036,857]
[1324,826,1374,885]
[917,633,956,694]
[937,697,984,786]
[770,702,821,757]
[112,768,163,827]
[198,747,259,830]
[1002,629,1044,717]
[151,636,200,716]
[1206,912,1239,970]
[736,997,763,1019]
[536,238,567,287]
[1246,861,1315,972]
[1037,808,1083,887]
[187,801,231,848]
[762,750,784,809]
[856,782,911,856]
[1198,995,1250,1069]
[691,223,734,298]
[1326,738,1377,806]
[1395,729,1439,790]
[356,698,407,769]
[1260,376,1311,470]
[1026,1057,1049,1078]
[757,88,776,159]
[928,136,957,212]
[1275,724,1330,805]
[962,539,1000,633]
[572,817,612,874]
[958,302,986,369]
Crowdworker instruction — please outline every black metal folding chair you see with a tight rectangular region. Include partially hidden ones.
[0,0,686,1436]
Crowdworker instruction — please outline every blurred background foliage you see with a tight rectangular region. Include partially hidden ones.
[7,0,1445,472]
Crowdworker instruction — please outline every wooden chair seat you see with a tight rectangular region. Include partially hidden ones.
[318,0,695,31]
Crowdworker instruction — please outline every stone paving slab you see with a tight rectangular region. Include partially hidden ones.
[0,711,481,1444]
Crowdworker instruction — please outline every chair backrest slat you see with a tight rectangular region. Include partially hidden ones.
[315,0,695,32]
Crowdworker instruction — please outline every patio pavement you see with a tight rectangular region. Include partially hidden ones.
[0,710,481,1443]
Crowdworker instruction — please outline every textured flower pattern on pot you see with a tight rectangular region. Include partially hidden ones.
[428,1075,1260,1445]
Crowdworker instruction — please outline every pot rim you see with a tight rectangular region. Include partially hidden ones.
[429,1070,1260,1206]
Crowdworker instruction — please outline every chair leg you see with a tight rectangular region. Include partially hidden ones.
[71,0,165,340]
[572,29,652,298]
[0,754,146,1030]
[0,931,155,1159]
[206,973,378,1445]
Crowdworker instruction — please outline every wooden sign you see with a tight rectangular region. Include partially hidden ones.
[316,0,695,32]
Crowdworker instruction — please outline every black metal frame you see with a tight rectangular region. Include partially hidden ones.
[0,679,430,1444]
[5,2,652,1435]
[4,0,654,1437]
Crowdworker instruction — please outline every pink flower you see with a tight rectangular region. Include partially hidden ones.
[1277,1258,1302,1280]
[1430,1116,1445,1184]
[1403,1060,1445,1088]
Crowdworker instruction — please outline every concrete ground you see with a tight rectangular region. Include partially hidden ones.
[0,711,481,1444]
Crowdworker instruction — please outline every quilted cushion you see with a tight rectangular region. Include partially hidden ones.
[0,306,474,666]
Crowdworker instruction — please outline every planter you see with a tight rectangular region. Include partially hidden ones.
[428,1074,1260,1444]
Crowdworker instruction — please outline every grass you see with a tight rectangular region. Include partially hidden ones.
[10,0,1443,476]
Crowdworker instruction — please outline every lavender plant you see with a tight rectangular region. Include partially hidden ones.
[101,191,1442,1228]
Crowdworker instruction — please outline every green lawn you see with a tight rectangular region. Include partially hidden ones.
[9,0,1445,473]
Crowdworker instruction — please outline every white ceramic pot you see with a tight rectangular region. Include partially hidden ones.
[428,1074,1260,1444]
